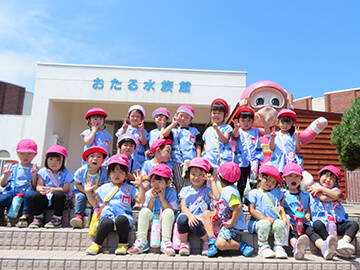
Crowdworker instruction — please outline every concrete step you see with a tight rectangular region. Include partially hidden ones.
[0,249,359,270]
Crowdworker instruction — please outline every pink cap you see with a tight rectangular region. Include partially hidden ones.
[211,98,229,117]
[85,107,107,119]
[150,139,173,154]
[318,165,341,181]
[107,154,129,168]
[82,146,108,161]
[149,164,172,178]
[277,109,297,121]
[259,165,283,183]
[16,139,38,154]
[218,162,241,183]
[117,133,139,148]
[240,81,288,102]
[152,107,170,119]
[176,105,195,118]
[282,163,303,177]
[128,104,146,117]
[45,145,68,159]
[236,106,255,118]
[188,157,212,172]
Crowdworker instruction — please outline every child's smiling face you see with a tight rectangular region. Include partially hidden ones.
[189,167,206,189]
[128,110,143,127]
[259,174,278,192]
[211,110,225,125]
[319,171,337,189]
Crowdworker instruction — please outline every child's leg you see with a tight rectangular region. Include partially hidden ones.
[172,162,183,192]
[52,191,66,217]
[0,193,13,219]
[94,217,115,246]
[177,214,191,242]
[23,189,37,216]
[305,224,336,260]
[74,192,87,217]
[114,215,130,244]
[255,219,272,245]
[337,221,359,242]
[215,227,240,251]
[32,192,48,216]
[161,208,174,241]
[202,210,215,237]
[272,219,286,246]
[136,208,152,241]
[238,166,250,199]
[312,220,328,240]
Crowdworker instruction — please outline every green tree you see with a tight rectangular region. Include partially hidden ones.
[331,97,360,171]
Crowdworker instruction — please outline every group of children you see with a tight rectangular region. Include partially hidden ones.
[0,98,358,260]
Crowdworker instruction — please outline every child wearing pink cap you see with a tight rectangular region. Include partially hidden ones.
[128,164,178,256]
[115,105,148,167]
[269,109,301,173]
[282,163,311,260]
[232,106,270,200]
[202,162,254,257]
[70,146,108,229]
[0,139,39,227]
[147,107,171,154]
[245,165,290,258]
[81,107,112,165]
[162,105,203,192]
[85,154,145,255]
[176,157,220,256]
[29,145,73,228]
[308,165,358,259]
[141,139,173,191]
[202,99,233,168]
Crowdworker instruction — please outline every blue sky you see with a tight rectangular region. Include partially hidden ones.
[0,1,359,99]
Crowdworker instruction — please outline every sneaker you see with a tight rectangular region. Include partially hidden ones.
[29,217,44,228]
[207,237,218,257]
[293,234,310,260]
[160,240,175,256]
[239,242,254,257]
[321,235,338,260]
[128,239,150,255]
[179,242,191,256]
[201,241,209,256]
[336,239,355,258]
[115,244,128,255]
[258,245,276,258]
[16,216,28,228]
[274,245,288,259]
[70,215,83,229]
[45,217,62,228]
[86,243,100,255]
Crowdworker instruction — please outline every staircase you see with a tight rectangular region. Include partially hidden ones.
[1,207,360,269]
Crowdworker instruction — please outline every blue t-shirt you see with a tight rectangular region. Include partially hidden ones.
[143,186,178,215]
[80,129,112,166]
[171,126,202,163]
[217,185,247,231]
[1,163,39,195]
[245,188,284,233]
[309,184,348,226]
[178,185,212,218]
[72,165,108,194]
[38,168,73,188]
[141,160,173,177]
[202,124,233,168]
[95,182,137,227]
[283,189,310,226]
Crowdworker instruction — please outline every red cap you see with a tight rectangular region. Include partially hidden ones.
[45,145,68,159]
[82,146,108,161]
[236,106,255,118]
[318,165,341,181]
[149,164,172,178]
[16,139,38,154]
[282,163,303,177]
[211,98,229,117]
[150,139,173,154]
[188,157,212,172]
[277,109,297,121]
[85,108,108,119]
[107,154,129,168]
[259,165,283,183]
[218,162,240,183]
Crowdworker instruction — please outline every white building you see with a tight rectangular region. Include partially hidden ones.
[0,63,247,173]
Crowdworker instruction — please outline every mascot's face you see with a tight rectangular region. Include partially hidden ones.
[240,81,290,128]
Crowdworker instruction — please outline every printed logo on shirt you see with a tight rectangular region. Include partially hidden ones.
[122,195,131,205]
[216,200,226,212]
[251,136,256,145]
[124,188,130,194]
[190,135,196,144]
[104,140,109,148]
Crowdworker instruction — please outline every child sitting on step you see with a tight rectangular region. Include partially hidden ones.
[86,154,145,255]
[308,165,359,259]
[202,162,254,257]
[128,164,178,256]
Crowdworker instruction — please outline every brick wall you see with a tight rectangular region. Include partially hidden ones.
[293,97,312,110]
[0,81,25,115]
[325,89,360,113]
